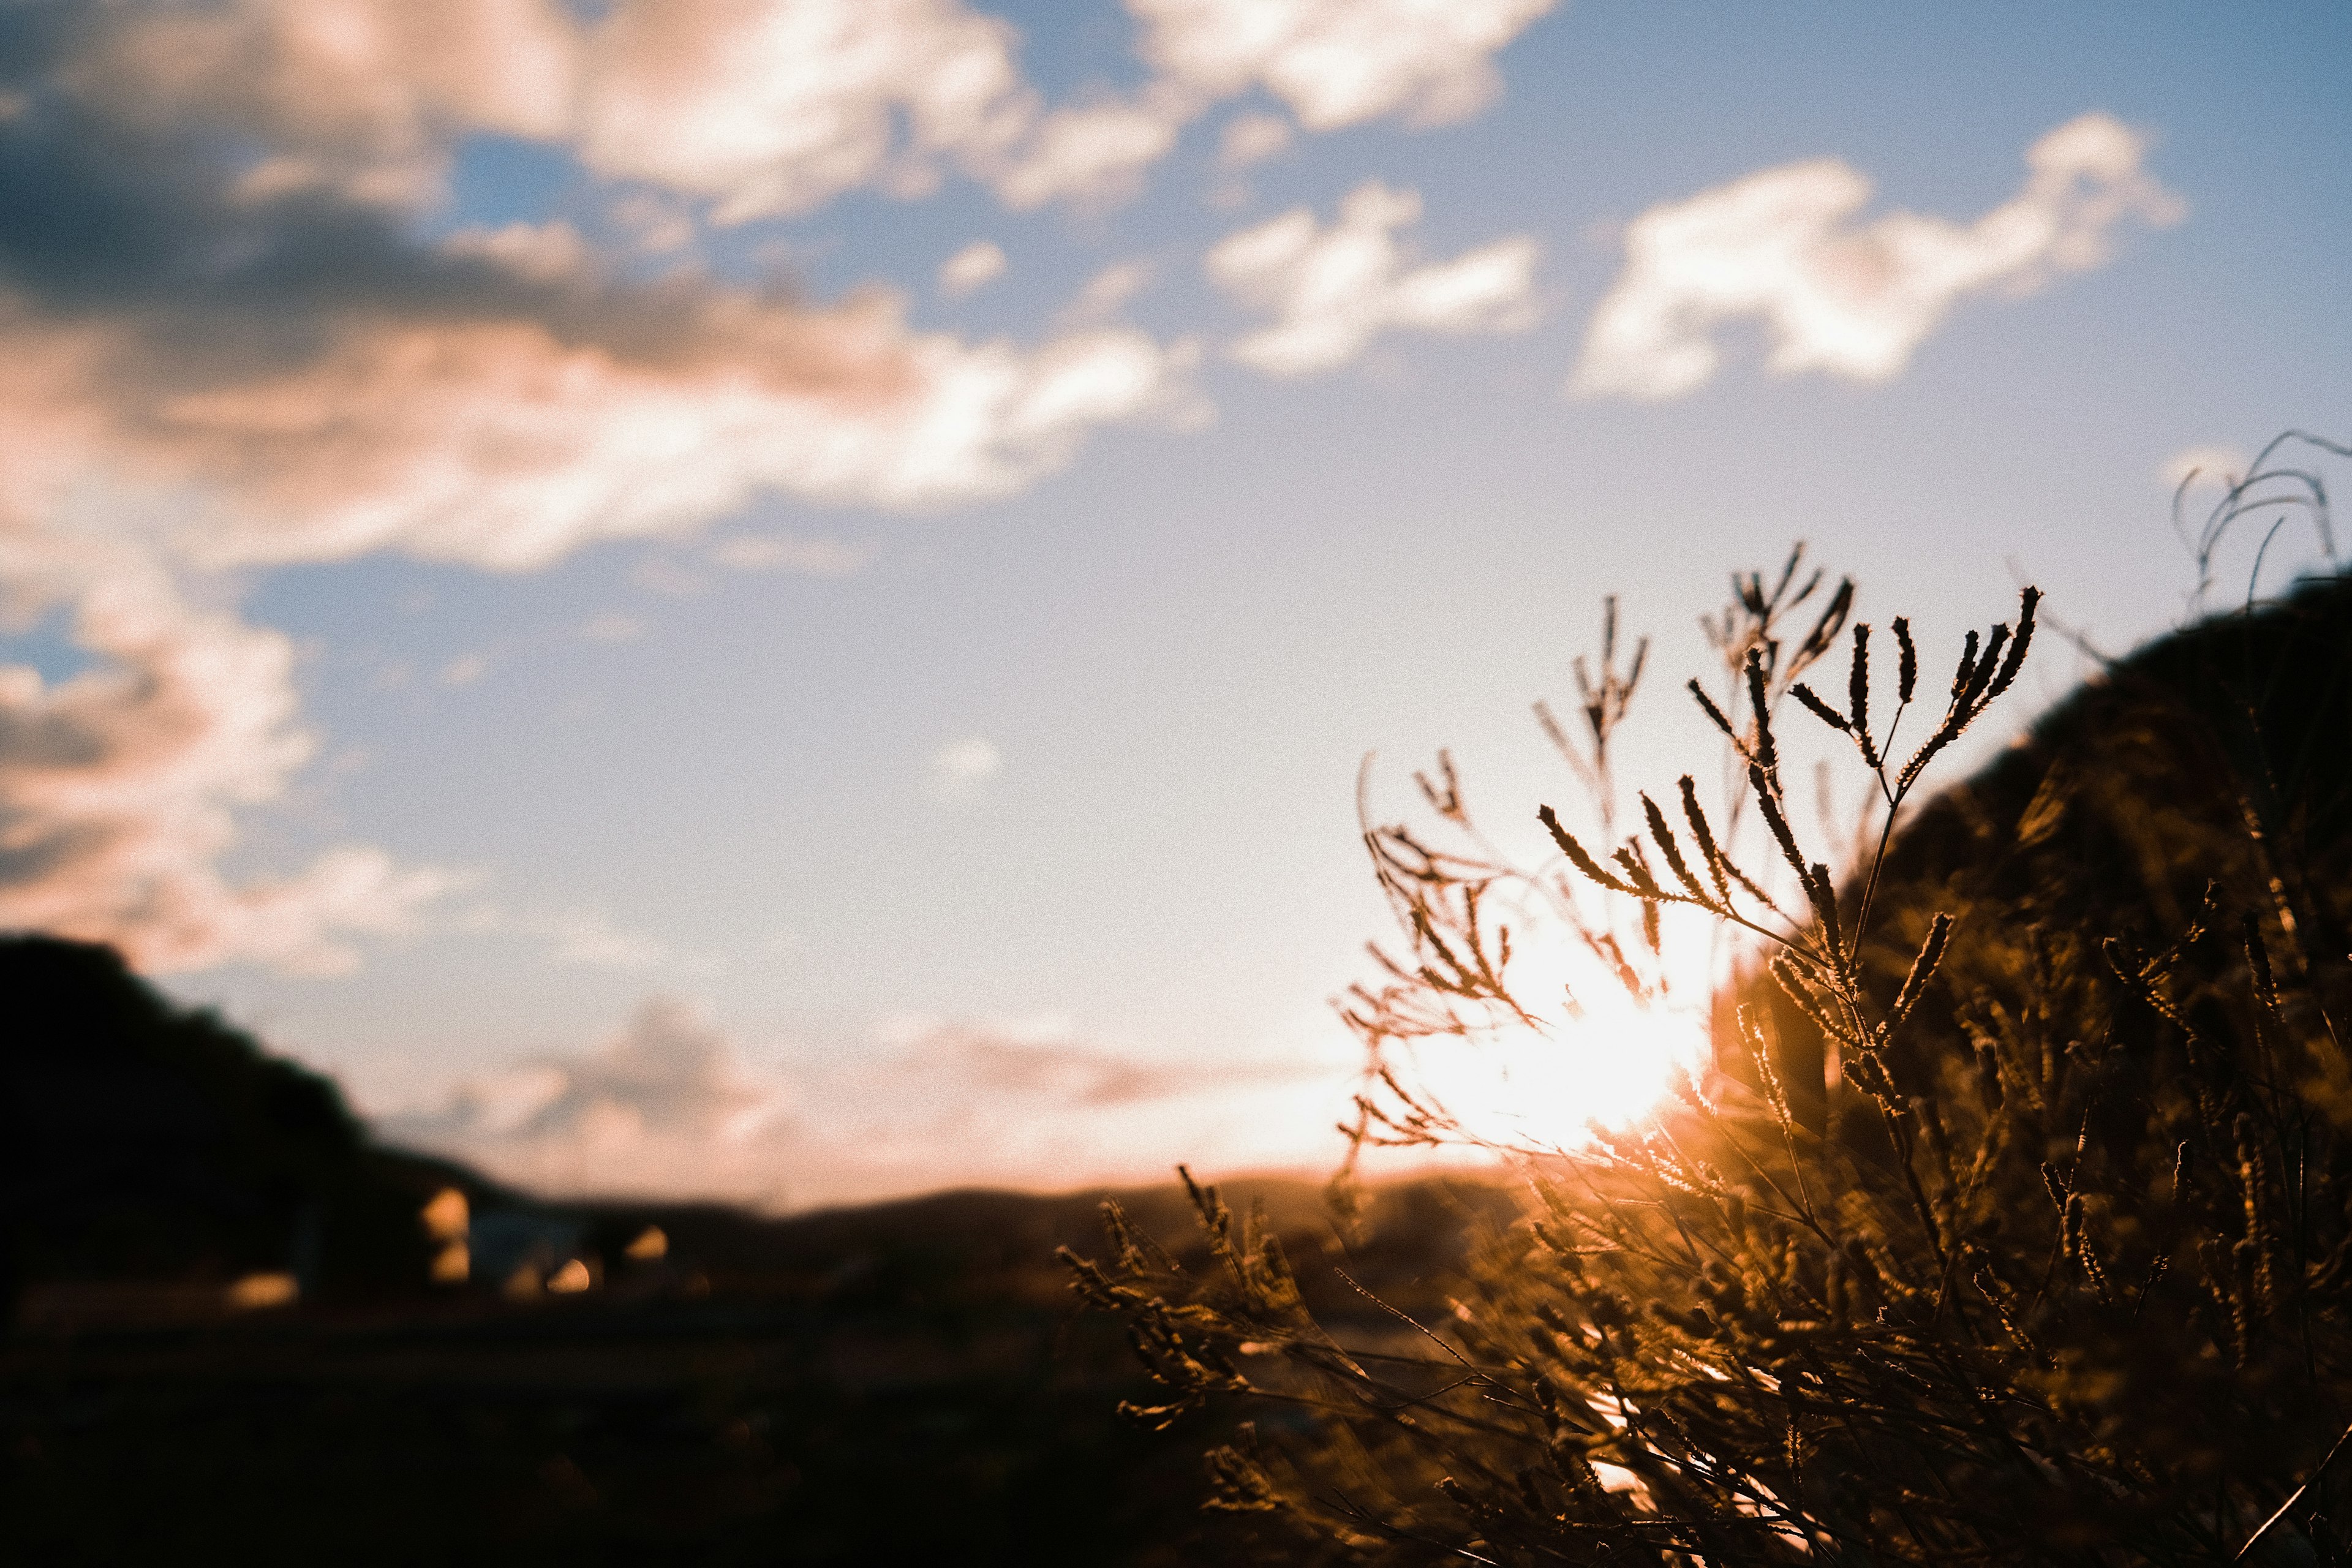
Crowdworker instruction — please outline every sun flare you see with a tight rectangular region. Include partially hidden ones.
[1392,937,1716,1153]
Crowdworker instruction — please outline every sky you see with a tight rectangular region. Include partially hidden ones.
[1,0,2346,1210]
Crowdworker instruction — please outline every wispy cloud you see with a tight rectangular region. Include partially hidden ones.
[438,652,490,687]
[938,239,1009,298]
[1570,113,2185,401]
[1133,0,1557,134]
[707,536,873,576]
[1217,111,1293,171]
[382,1000,1340,1204]
[1208,183,1541,375]
[1058,260,1155,328]
[925,736,1003,799]
[537,910,680,971]
[382,997,788,1192]
[0,553,457,973]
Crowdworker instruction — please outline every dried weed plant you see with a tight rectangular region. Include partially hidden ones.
[1065,438,2352,1565]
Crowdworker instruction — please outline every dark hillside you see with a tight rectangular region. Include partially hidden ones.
[0,936,507,1311]
[0,932,1509,1562]
[1743,573,2352,1124]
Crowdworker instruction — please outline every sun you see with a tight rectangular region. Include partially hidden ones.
[1389,934,1716,1155]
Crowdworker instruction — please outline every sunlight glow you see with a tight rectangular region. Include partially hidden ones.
[1393,932,1716,1152]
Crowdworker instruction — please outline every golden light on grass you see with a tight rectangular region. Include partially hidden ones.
[419,1186,469,1242]
[1395,942,1714,1154]
[224,1272,298,1310]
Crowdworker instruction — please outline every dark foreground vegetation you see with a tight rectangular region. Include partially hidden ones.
[1072,550,2352,1562]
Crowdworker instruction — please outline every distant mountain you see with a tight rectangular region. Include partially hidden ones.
[0,935,507,1313]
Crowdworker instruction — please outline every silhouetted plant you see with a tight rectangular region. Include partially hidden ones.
[1067,439,2352,1564]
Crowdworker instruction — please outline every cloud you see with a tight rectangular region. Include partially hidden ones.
[0,559,455,973]
[60,0,582,206]
[383,997,786,1191]
[707,536,873,575]
[63,0,1030,221]
[51,0,1555,222]
[1218,110,1293,170]
[938,239,1009,297]
[1570,112,2185,401]
[926,736,1003,798]
[987,0,1558,209]
[1133,0,1558,132]
[1207,182,1541,375]
[883,1014,1243,1107]
[438,652,489,687]
[382,1001,1340,1205]
[0,106,1205,572]
[0,87,1199,970]
[0,0,1540,976]
[1058,260,1155,327]
[990,85,1195,210]
[606,192,697,255]
[537,910,679,971]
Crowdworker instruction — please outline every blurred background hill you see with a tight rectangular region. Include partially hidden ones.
[0,932,1505,1564]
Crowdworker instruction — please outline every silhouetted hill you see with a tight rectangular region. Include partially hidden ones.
[1738,573,2352,1123]
[0,935,509,1311]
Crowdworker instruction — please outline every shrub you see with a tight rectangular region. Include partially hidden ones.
[1067,443,2352,1564]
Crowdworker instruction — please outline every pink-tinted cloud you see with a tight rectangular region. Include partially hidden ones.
[55,0,1558,219]
[0,557,453,973]
[384,1003,1344,1207]
[0,60,1197,972]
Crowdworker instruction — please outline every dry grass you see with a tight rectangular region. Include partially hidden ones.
[1068,439,2352,1565]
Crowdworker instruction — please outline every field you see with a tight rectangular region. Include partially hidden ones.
[1,1178,1505,1565]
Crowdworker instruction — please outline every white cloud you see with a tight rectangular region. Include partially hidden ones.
[707,536,873,575]
[938,239,1009,297]
[2160,443,2250,491]
[1060,260,1156,327]
[1218,110,1294,170]
[575,0,1035,222]
[1133,0,1558,132]
[1207,182,1542,375]
[1570,112,2186,401]
[438,652,489,687]
[991,85,1196,209]
[537,911,669,970]
[926,736,1003,798]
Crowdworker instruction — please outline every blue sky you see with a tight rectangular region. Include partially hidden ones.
[2,0,2346,1205]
